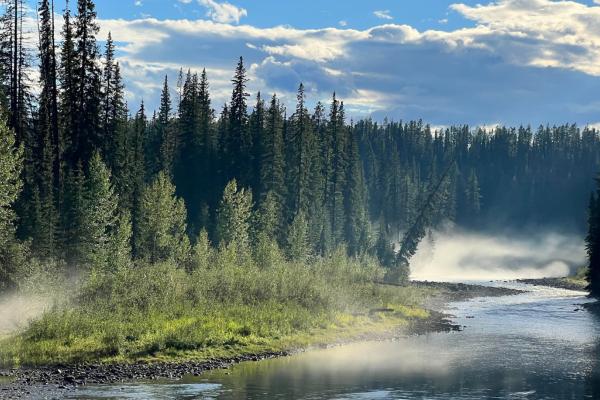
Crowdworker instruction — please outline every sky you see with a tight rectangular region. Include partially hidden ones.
[26,0,600,127]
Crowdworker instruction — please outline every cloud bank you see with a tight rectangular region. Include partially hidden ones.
[100,0,600,125]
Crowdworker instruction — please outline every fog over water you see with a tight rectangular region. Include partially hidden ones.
[409,229,586,281]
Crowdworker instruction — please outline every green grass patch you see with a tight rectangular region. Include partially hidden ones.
[0,247,434,367]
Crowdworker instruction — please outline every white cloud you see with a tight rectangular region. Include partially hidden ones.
[373,10,393,20]
[198,0,247,24]
[98,0,600,125]
[449,0,600,76]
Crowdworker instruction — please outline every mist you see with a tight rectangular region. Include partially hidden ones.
[0,294,53,335]
[409,228,586,282]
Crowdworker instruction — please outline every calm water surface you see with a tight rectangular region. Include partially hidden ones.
[69,282,600,399]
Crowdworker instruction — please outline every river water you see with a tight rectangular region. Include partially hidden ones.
[69,282,600,399]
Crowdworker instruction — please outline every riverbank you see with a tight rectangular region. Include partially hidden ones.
[0,281,520,398]
[517,277,588,292]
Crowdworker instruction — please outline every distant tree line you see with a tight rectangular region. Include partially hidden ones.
[1,0,600,290]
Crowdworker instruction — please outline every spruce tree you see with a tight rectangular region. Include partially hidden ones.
[0,3,14,109]
[80,152,119,269]
[59,0,77,166]
[216,179,253,254]
[259,94,285,205]
[73,0,102,162]
[587,181,600,297]
[100,32,126,164]
[100,32,115,138]
[136,171,190,264]
[465,169,482,221]
[226,57,251,185]
[157,75,175,174]
[130,102,146,243]
[30,116,57,259]
[196,69,216,212]
[249,92,264,193]
[0,0,31,143]
[286,211,310,262]
[344,124,371,255]
[60,160,84,265]
[38,0,59,198]
[0,111,24,288]
[107,62,126,168]
[326,94,348,246]
[253,190,280,241]
[286,84,318,222]
[107,210,132,272]
[174,71,204,232]
[110,101,131,210]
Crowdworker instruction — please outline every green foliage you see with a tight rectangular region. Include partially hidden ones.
[0,114,24,289]
[2,5,600,368]
[80,152,120,269]
[60,162,85,265]
[216,179,253,255]
[107,210,133,272]
[396,159,456,270]
[72,0,102,161]
[286,212,311,262]
[157,75,175,175]
[326,95,348,246]
[464,169,482,219]
[226,57,251,186]
[0,247,436,366]
[14,257,67,297]
[135,171,190,264]
[587,180,600,297]
[253,190,280,241]
[189,229,212,272]
[0,115,22,246]
[259,94,285,205]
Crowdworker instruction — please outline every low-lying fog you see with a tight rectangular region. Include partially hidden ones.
[0,294,51,335]
[409,229,586,282]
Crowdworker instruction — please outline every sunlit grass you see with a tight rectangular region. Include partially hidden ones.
[0,248,436,367]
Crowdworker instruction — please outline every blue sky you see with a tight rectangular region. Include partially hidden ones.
[30,0,600,127]
[101,0,479,31]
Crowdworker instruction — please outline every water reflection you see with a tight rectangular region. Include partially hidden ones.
[585,303,600,399]
[71,283,600,400]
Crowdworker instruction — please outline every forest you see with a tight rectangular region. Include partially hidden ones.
[1,0,600,365]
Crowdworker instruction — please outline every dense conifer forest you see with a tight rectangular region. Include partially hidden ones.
[0,0,599,293]
[0,0,599,373]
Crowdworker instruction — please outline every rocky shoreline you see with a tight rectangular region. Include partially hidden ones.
[0,281,523,399]
[516,277,588,292]
[1,353,290,399]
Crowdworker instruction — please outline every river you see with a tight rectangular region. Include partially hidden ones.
[68,282,600,399]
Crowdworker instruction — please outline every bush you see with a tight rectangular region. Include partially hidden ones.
[1,241,427,366]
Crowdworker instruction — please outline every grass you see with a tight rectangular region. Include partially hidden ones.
[0,246,436,367]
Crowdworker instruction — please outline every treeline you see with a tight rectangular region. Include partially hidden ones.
[1,0,600,291]
[0,0,382,290]
[358,121,600,236]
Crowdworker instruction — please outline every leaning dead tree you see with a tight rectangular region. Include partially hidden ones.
[388,155,456,282]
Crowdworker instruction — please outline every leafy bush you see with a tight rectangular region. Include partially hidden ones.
[1,239,428,366]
